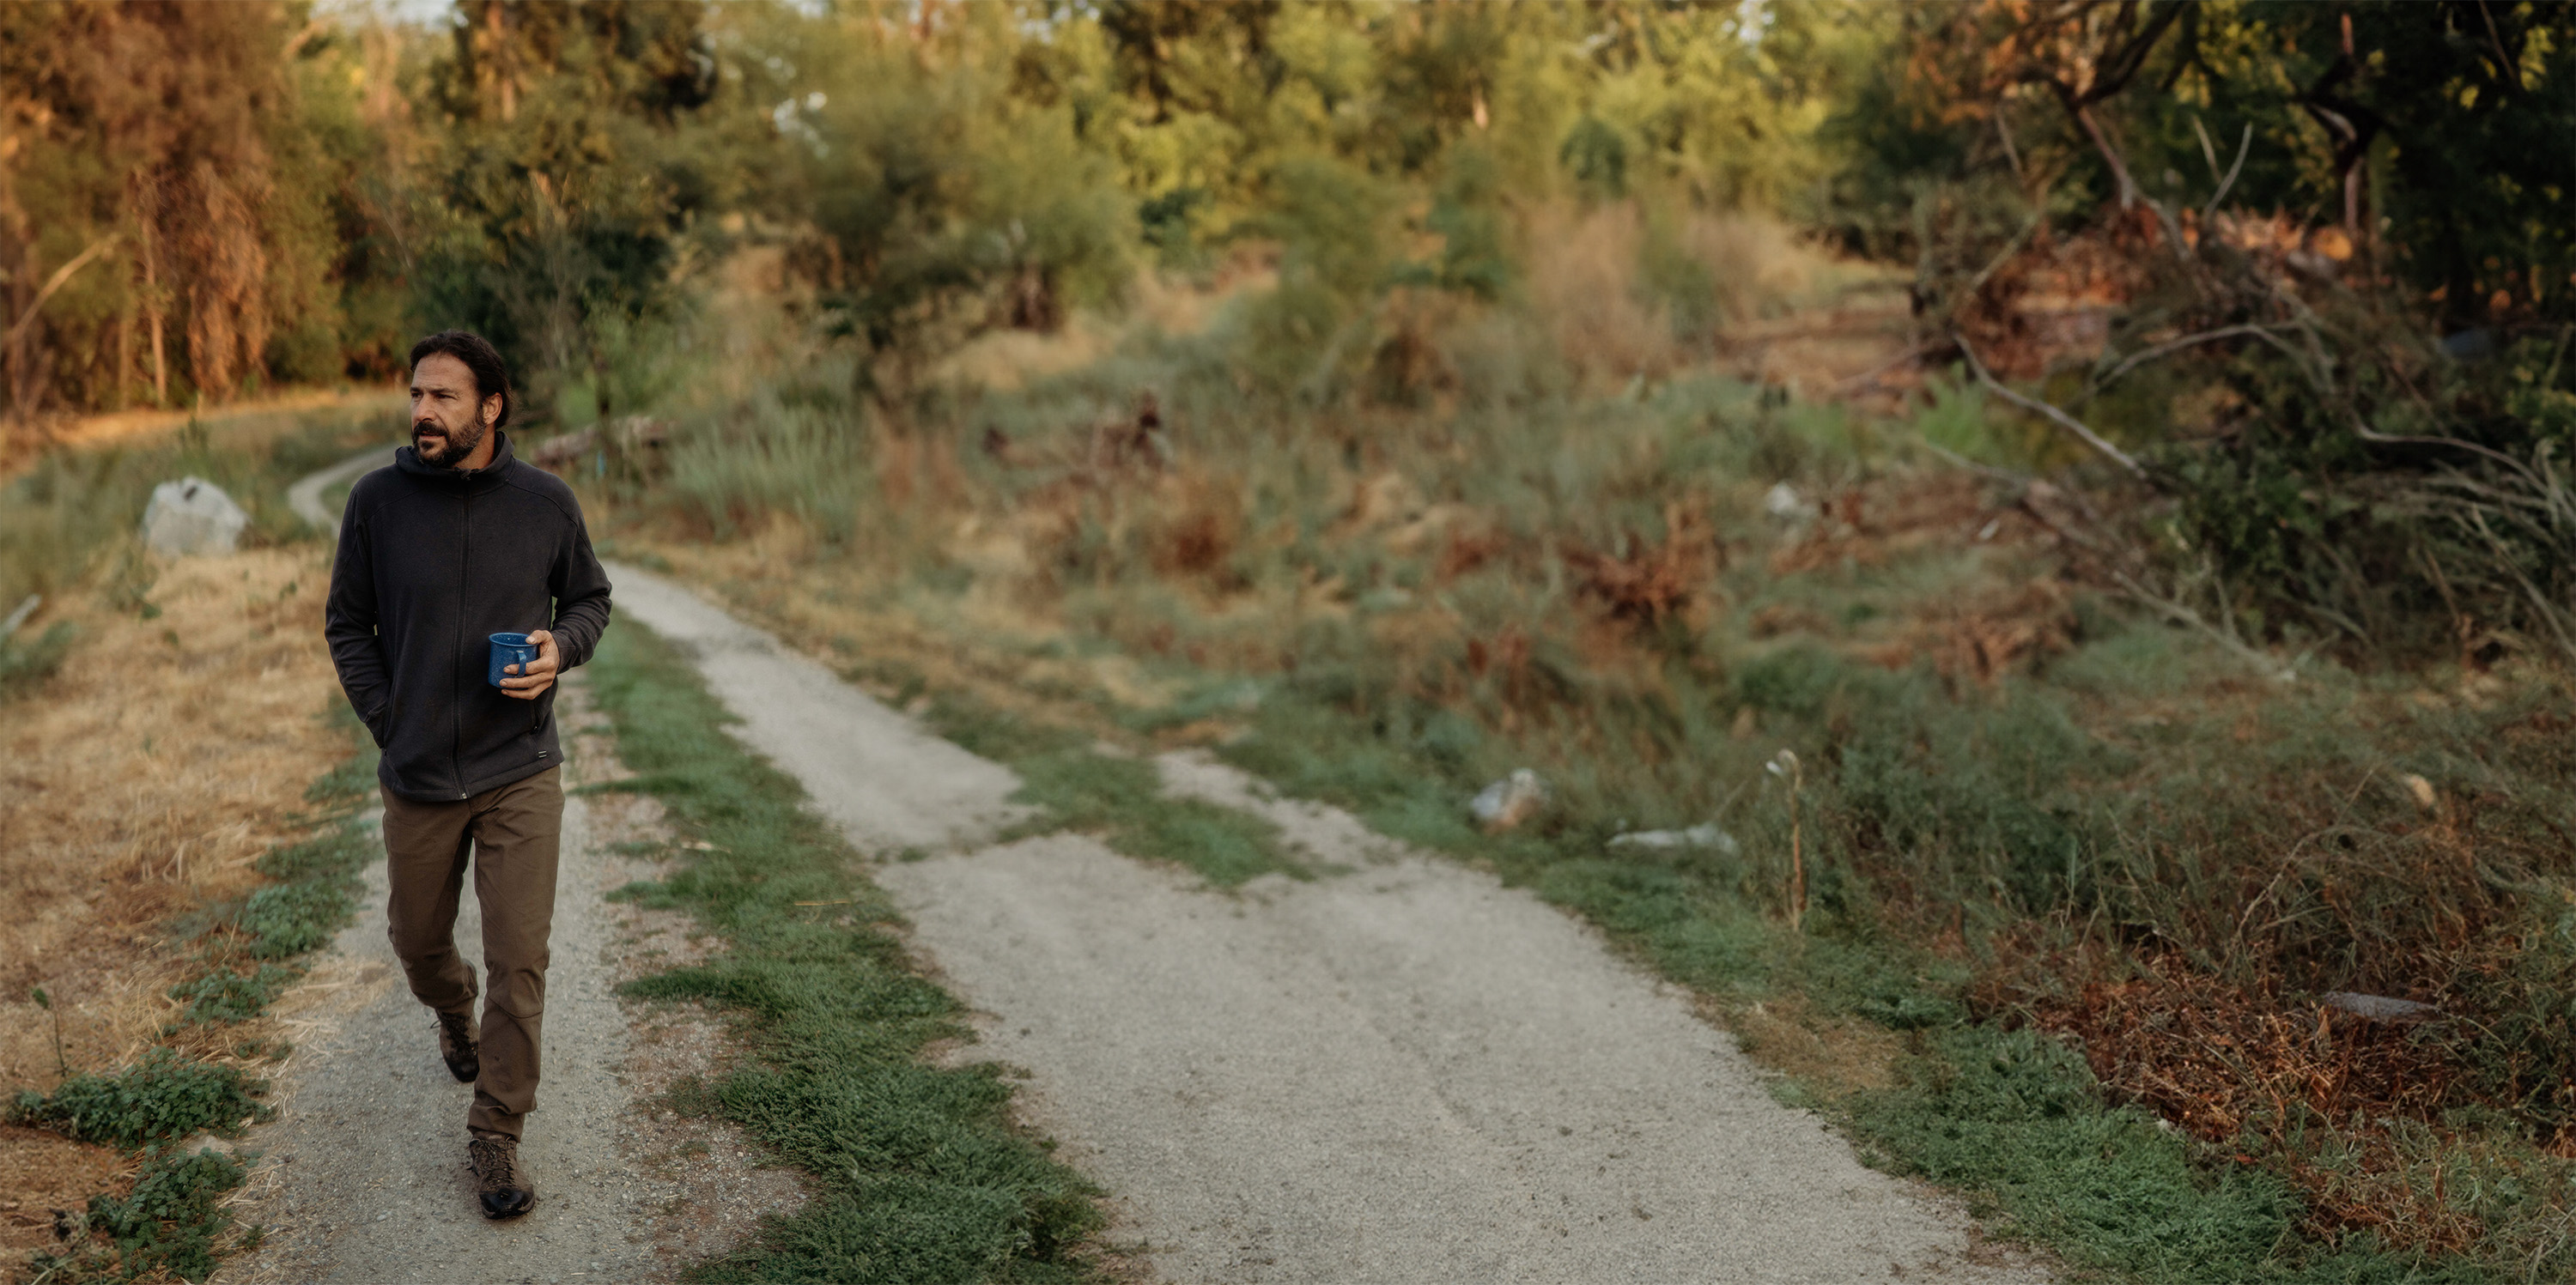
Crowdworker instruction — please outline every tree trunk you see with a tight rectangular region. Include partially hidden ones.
[136,173,169,407]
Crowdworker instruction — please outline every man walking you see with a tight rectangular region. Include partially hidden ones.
[325,330,612,1220]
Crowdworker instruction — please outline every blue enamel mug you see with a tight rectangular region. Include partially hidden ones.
[489,632,541,688]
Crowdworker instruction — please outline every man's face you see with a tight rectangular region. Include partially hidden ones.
[409,353,495,469]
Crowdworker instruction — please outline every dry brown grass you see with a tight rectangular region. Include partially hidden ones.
[1522,202,1680,387]
[0,544,343,1217]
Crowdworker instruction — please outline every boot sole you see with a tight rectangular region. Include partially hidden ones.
[480,1193,535,1221]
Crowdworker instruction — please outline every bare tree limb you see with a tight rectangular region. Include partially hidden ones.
[2075,324,2274,406]
[1955,334,2148,479]
[2202,122,2251,219]
[2111,569,2299,682]
[2,235,119,355]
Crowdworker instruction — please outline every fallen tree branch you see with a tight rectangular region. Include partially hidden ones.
[2111,569,2299,682]
[2074,323,2275,408]
[1954,335,2148,480]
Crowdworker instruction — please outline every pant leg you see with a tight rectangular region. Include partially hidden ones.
[380,786,478,1019]
[464,768,563,1141]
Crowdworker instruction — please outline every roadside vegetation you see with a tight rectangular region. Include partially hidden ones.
[0,396,394,1282]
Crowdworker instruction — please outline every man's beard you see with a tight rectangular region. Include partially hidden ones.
[412,415,489,469]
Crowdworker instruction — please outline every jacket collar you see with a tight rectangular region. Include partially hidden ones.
[396,429,517,492]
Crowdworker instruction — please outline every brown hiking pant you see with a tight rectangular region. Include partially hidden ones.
[380,768,562,1141]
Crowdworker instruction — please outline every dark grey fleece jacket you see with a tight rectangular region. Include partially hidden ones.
[325,432,612,802]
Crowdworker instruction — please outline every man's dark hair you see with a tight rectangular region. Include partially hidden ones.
[407,330,513,430]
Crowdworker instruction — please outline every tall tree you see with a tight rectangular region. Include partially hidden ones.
[416,0,720,423]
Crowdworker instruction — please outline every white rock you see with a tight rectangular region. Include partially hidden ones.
[1607,823,1740,856]
[142,476,248,557]
[1469,768,1549,832]
[1763,482,1813,521]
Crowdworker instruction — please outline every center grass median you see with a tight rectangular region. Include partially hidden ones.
[582,621,1106,1285]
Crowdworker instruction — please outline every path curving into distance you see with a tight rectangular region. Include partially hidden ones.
[283,446,392,542]
[610,566,2052,1284]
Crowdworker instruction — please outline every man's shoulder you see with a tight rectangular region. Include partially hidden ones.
[498,460,585,524]
[343,464,407,510]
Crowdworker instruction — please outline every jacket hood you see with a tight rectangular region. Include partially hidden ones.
[395,429,517,491]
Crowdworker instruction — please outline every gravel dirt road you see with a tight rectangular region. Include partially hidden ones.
[610,566,2051,1284]
[218,767,661,1284]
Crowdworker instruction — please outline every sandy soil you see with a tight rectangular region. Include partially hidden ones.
[611,564,2055,1284]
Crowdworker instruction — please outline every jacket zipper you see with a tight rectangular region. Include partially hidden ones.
[453,488,470,798]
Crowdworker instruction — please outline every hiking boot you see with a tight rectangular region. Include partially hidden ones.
[468,1135,535,1220]
[435,1009,479,1083]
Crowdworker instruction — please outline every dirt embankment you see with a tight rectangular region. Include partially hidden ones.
[0,548,343,1262]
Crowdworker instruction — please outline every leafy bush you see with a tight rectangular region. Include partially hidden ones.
[168,965,304,1027]
[234,880,357,960]
[84,1147,250,1283]
[9,1048,270,1149]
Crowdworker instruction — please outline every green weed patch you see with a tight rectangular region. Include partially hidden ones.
[585,620,1105,1285]
[167,964,304,1027]
[9,1048,270,1150]
[916,691,1300,888]
[1005,748,1298,888]
[26,1147,253,1285]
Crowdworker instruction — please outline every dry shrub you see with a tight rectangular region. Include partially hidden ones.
[1768,471,2036,577]
[1565,501,1718,629]
[1871,579,2075,682]
[1145,468,1243,585]
[2020,955,2457,1145]
[2008,950,2500,1253]
[1521,201,1679,386]
[1364,288,1466,409]
[1672,212,1818,327]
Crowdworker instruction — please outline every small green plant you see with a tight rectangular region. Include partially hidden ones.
[168,965,304,1027]
[31,985,68,1077]
[82,1146,251,1283]
[9,1048,270,1150]
[234,881,358,960]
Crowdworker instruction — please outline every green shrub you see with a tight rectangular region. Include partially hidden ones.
[84,1147,251,1282]
[9,1048,270,1149]
[168,965,304,1027]
[234,880,357,959]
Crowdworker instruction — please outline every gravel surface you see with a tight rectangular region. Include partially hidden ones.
[216,675,801,1284]
[610,565,2056,1285]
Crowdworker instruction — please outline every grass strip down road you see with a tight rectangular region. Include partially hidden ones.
[584,619,1105,1284]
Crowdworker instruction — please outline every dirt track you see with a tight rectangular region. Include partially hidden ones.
[611,566,2049,1283]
